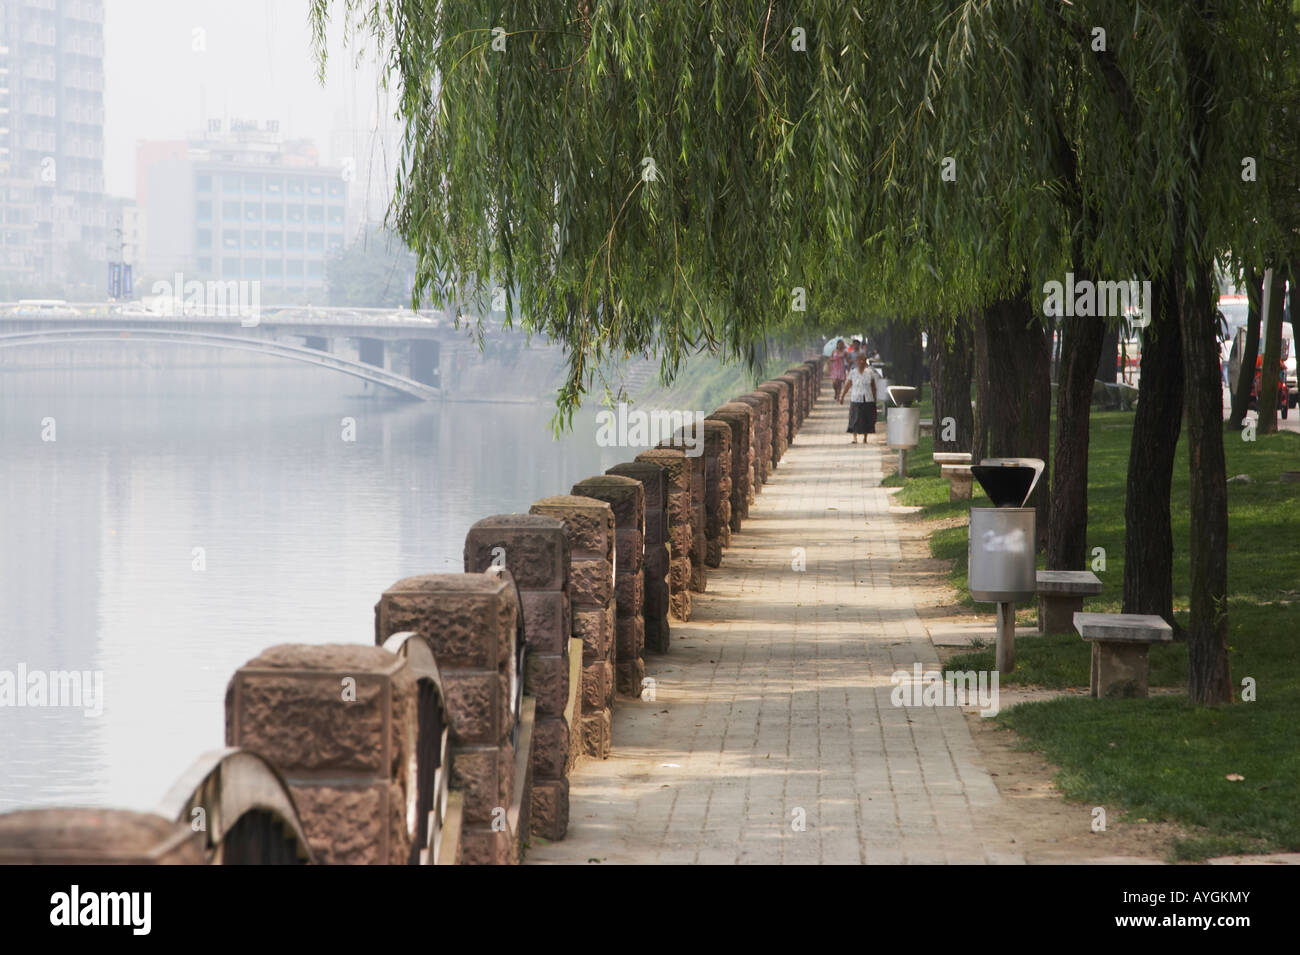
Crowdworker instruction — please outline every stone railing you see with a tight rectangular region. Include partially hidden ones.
[0,357,822,865]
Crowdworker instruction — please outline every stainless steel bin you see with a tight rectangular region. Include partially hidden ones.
[968,506,1036,601]
[886,406,921,449]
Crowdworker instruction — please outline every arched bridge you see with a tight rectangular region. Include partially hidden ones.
[0,301,571,400]
[0,327,440,400]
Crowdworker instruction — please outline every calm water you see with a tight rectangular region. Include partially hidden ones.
[0,351,618,811]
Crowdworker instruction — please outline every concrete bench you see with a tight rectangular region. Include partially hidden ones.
[1036,570,1103,633]
[938,461,973,500]
[1073,612,1173,698]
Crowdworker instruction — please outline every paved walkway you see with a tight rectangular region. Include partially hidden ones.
[528,385,1024,864]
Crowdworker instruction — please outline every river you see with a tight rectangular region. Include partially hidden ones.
[0,352,620,811]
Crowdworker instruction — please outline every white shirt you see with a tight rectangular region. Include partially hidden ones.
[846,365,880,403]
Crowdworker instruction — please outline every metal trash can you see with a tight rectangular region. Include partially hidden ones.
[967,458,1045,672]
[885,386,920,451]
[968,506,1035,601]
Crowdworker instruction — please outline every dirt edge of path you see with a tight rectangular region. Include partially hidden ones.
[881,471,1192,864]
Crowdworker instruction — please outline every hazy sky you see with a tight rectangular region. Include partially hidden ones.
[103,0,394,199]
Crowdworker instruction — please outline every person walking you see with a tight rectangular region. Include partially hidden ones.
[829,339,848,400]
[840,352,881,444]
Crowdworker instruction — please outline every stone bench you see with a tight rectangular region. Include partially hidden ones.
[1073,612,1173,698]
[938,462,973,500]
[1036,569,1103,633]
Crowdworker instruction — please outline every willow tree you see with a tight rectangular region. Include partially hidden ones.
[311,1,1294,704]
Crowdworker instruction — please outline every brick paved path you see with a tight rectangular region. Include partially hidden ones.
[528,385,1024,864]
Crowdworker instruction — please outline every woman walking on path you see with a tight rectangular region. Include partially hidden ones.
[829,339,848,400]
[840,352,881,444]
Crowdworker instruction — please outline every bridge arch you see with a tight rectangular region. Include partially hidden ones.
[0,328,440,400]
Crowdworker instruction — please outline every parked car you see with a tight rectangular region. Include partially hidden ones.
[1228,323,1297,412]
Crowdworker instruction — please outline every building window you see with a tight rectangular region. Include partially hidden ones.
[265,176,282,196]
[327,205,344,225]
[244,175,262,194]
[286,259,303,277]
[307,233,324,251]
[286,178,304,197]
[307,178,324,198]
[222,229,239,250]
[287,205,303,224]
[265,203,282,222]
[245,231,261,250]
[244,259,262,278]
[327,233,343,251]
[197,256,213,273]
[306,205,324,225]
[265,231,282,251]
[196,200,212,221]
[196,228,212,249]
[222,175,239,193]
[244,203,261,222]
[286,231,303,250]
[196,174,212,192]
[266,259,282,277]
[222,256,239,276]
[222,200,240,220]
[307,260,324,278]
[327,179,344,198]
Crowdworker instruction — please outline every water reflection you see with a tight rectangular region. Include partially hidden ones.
[0,352,617,810]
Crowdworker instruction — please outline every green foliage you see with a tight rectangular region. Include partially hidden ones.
[310,1,1300,417]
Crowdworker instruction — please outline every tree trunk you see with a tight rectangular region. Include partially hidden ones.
[1176,7,1231,706]
[1179,256,1232,705]
[929,317,974,453]
[1226,268,1263,431]
[971,309,990,461]
[1123,269,1183,629]
[888,319,925,391]
[983,292,1052,550]
[1096,324,1119,383]
[1257,265,1287,435]
[1047,306,1106,570]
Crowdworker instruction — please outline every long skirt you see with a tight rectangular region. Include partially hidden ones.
[847,400,876,435]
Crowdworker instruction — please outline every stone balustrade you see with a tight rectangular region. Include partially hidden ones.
[572,475,647,698]
[702,420,733,565]
[734,391,773,491]
[0,351,822,865]
[757,382,788,466]
[223,643,425,865]
[529,495,617,760]
[636,446,694,622]
[464,514,577,842]
[608,461,670,654]
[709,402,754,526]
[374,572,528,864]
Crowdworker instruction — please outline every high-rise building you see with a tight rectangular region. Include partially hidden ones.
[139,119,348,300]
[0,0,108,294]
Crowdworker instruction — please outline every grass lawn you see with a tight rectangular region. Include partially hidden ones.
[886,400,1300,859]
